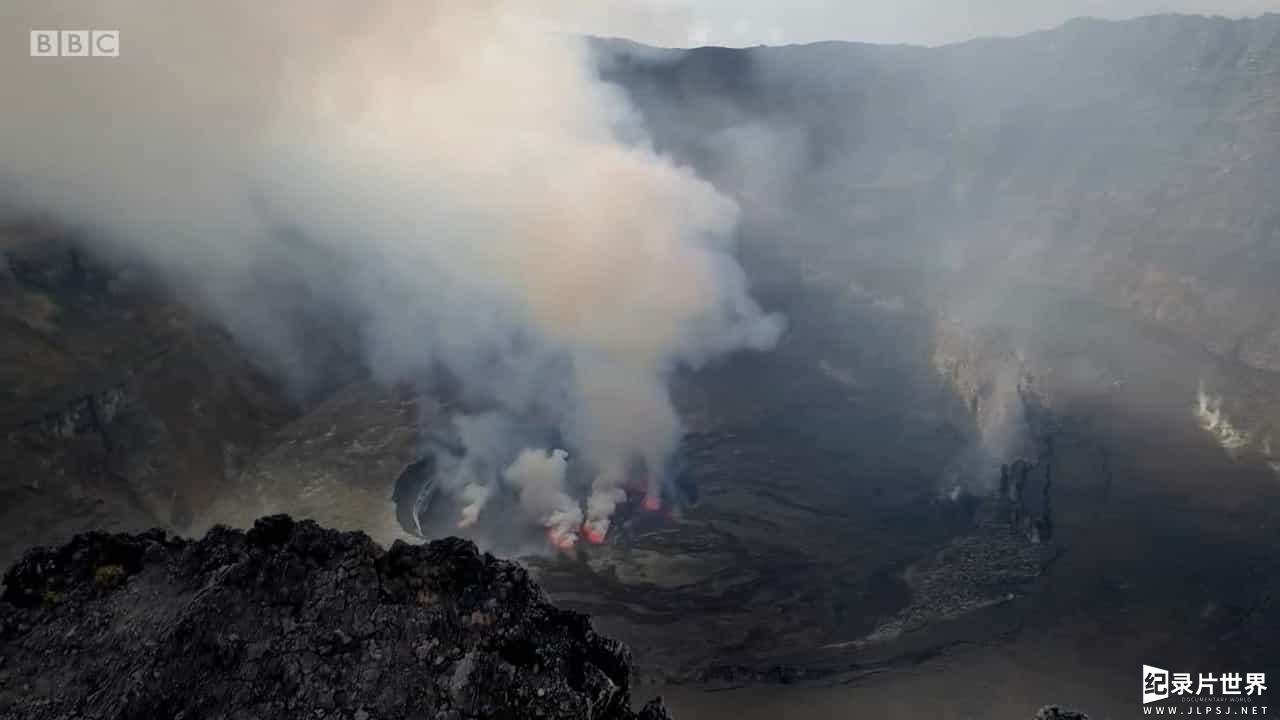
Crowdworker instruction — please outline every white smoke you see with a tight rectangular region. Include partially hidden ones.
[435,414,513,529]
[1194,378,1253,454]
[0,1,783,544]
[584,487,629,543]
[1193,379,1280,478]
[504,448,582,549]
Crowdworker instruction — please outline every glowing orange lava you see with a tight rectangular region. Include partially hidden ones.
[643,495,662,512]
[547,528,577,551]
[581,524,607,545]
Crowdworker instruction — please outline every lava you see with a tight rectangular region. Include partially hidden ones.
[642,494,662,512]
[581,523,607,545]
[547,527,578,552]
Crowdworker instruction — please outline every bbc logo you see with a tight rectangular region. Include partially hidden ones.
[30,30,119,58]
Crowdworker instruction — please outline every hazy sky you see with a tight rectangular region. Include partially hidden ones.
[550,0,1280,47]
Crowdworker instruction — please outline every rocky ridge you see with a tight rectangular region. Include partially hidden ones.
[0,515,672,720]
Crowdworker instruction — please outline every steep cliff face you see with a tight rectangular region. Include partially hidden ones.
[0,225,298,569]
[598,12,1280,473]
[192,382,430,548]
[0,515,672,720]
[601,12,1280,373]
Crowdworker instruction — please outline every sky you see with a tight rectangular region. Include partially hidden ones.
[547,0,1280,47]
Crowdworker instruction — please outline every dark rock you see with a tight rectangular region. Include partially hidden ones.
[1036,705,1090,720]
[0,226,298,571]
[636,698,675,720]
[0,515,669,720]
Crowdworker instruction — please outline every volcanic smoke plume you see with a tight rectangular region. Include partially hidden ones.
[0,1,783,547]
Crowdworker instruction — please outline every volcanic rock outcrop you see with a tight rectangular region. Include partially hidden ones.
[0,515,672,720]
[1036,707,1089,720]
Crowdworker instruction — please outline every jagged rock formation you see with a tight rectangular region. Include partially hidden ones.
[0,516,672,720]
[998,455,1053,544]
[1036,707,1089,720]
